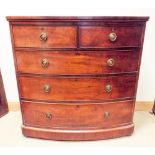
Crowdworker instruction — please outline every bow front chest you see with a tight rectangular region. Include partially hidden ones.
[7,16,149,140]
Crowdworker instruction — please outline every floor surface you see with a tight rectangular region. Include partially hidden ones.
[0,111,155,146]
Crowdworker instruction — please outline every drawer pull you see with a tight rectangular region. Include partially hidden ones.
[109,32,117,42]
[43,84,51,93]
[41,58,49,68]
[45,113,52,120]
[40,32,48,41]
[105,84,112,93]
[104,112,110,119]
[107,58,115,67]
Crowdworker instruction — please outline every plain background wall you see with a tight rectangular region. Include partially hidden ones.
[0,2,154,103]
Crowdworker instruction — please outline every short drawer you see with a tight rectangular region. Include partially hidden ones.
[19,75,137,101]
[16,50,140,75]
[79,26,144,48]
[12,26,77,48]
[22,100,134,129]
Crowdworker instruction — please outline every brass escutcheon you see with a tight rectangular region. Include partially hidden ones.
[40,32,48,41]
[105,84,112,93]
[109,32,117,42]
[43,84,51,93]
[107,58,115,67]
[41,58,49,68]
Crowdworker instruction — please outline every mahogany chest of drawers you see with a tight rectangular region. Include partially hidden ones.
[7,16,149,140]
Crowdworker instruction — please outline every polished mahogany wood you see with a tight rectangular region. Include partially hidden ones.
[7,16,149,140]
[12,26,77,48]
[22,100,134,130]
[0,71,8,117]
[22,124,134,141]
[80,26,144,48]
[16,50,140,75]
[6,16,149,21]
[19,75,137,101]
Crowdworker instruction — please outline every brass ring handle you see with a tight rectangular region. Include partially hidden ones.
[43,84,51,93]
[107,58,115,67]
[40,32,48,41]
[104,112,110,119]
[41,58,49,68]
[105,84,112,93]
[109,32,117,42]
[45,113,52,120]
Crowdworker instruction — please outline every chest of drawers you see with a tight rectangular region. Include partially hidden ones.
[7,16,149,140]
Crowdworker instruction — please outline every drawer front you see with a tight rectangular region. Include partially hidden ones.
[16,50,140,75]
[22,100,134,129]
[19,75,136,101]
[80,26,144,48]
[12,26,77,48]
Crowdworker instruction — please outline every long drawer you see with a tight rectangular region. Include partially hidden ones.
[16,50,140,75]
[18,75,137,101]
[12,26,77,48]
[22,100,134,129]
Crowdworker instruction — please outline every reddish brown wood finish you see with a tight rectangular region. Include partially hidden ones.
[80,26,144,48]
[12,26,77,48]
[7,16,149,141]
[22,124,134,141]
[0,71,8,117]
[6,16,149,21]
[22,100,134,130]
[19,75,136,101]
[16,50,140,75]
